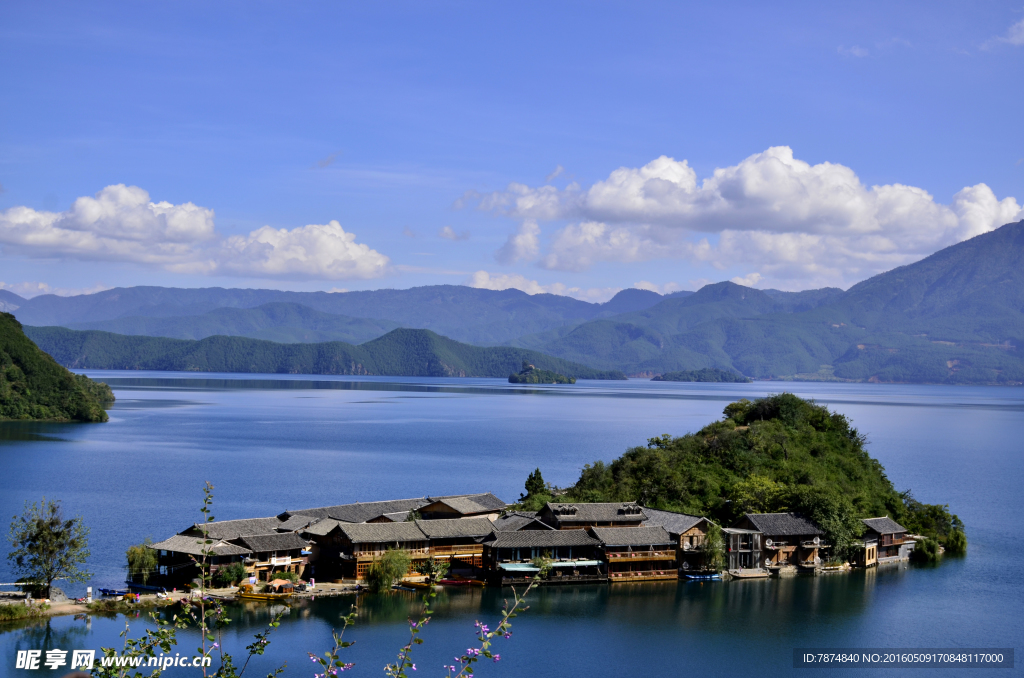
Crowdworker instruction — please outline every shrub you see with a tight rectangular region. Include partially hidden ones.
[269,570,299,583]
[944,528,967,556]
[214,562,249,587]
[910,537,940,564]
[365,549,412,592]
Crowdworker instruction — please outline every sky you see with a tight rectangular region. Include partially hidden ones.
[1,1,1023,302]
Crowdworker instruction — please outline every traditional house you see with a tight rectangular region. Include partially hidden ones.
[642,508,715,573]
[309,522,429,581]
[417,494,507,520]
[733,513,825,570]
[855,517,913,566]
[482,529,603,586]
[538,502,647,530]
[591,526,677,582]
[415,518,494,568]
[492,511,554,532]
[232,532,311,581]
[146,535,251,587]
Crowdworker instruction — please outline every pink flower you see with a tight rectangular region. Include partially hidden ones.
[493,654,501,662]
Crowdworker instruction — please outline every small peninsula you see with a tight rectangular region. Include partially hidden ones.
[0,312,113,422]
[509,361,575,384]
[652,368,751,383]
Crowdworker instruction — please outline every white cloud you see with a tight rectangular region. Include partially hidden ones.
[0,185,391,281]
[0,281,112,298]
[730,272,763,287]
[469,147,1023,288]
[986,18,1024,47]
[466,271,619,303]
[217,221,390,280]
[545,165,565,182]
[633,281,686,295]
[438,226,470,241]
[495,219,541,264]
[838,45,869,57]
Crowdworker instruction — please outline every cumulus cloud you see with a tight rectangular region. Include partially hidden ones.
[730,272,763,287]
[633,281,686,295]
[0,184,391,281]
[469,147,1023,288]
[438,226,470,241]
[495,219,541,264]
[467,270,619,303]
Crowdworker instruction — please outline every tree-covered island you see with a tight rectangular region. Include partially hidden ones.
[652,368,751,383]
[509,361,576,384]
[518,393,965,562]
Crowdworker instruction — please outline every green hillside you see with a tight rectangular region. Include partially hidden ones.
[68,302,400,344]
[652,368,750,383]
[508,362,575,384]
[24,326,625,380]
[546,393,964,555]
[0,313,113,422]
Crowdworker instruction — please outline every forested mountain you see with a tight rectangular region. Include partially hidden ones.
[11,285,667,345]
[0,313,112,422]
[0,289,25,313]
[25,326,625,380]
[67,302,401,344]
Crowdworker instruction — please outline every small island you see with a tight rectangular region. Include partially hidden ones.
[509,361,575,384]
[652,368,751,383]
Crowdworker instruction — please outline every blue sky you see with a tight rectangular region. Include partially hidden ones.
[1,2,1022,301]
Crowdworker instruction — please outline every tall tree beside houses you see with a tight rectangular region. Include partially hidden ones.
[7,498,91,598]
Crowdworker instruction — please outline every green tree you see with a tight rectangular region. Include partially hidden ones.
[365,549,413,592]
[910,537,940,564]
[791,487,862,564]
[125,537,158,585]
[702,522,725,572]
[945,528,967,556]
[518,468,553,511]
[7,498,91,598]
[415,557,449,583]
[730,475,785,517]
[214,561,249,587]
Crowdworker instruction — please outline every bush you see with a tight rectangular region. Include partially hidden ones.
[365,549,412,592]
[0,603,38,621]
[944,528,967,556]
[910,537,940,564]
[269,570,298,583]
[214,562,249,587]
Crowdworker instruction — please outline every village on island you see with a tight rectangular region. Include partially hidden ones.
[136,492,916,597]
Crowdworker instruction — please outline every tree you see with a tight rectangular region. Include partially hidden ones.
[702,522,725,572]
[518,468,553,511]
[415,556,449,583]
[7,498,91,598]
[524,468,546,499]
[729,475,785,518]
[365,549,412,592]
[945,528,967,556]
[126,538,159,584]
[214,561,249,587]
[791,487,862,564]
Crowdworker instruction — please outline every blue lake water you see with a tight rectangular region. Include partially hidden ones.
[1,374,1022,676]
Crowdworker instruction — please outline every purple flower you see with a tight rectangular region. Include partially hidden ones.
[493,654,501,663]
[212,642,220,649]
[411,664,417,671]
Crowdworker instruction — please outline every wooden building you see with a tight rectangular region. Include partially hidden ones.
[414,518,495,569]
[642,507,715,573]
[482,529,603,586]
[417,494,507,520]
[722,527,763,571]
[538,502,647,530]
[233,532,311,581]
[733,513,825,571]
[491,511,554,532]
[855,517,913,566]
[147,535,251,588]
[590,526,677,582]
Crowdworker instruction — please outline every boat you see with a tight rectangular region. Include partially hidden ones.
[236,583,293,601]
[98,588,128,597]
[729,569,770,579]
[437,579,473,586]
[399,580,435,590]
[684,574,722,581]
[126,582,167,593]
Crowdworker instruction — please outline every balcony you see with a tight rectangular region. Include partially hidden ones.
[606,550,675,561]
[429,545,483,556]
[608,570,677,582]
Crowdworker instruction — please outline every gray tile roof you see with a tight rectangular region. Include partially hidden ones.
[286,493,506,523]
[545,502,647,523]
[151,534,251,557]
[862,517,907,535]
[485,530,600,549]
[276,515,317,532]
[301,518,341,537]
[493,512,552,532]
[641,508,706,536]
[744,513,823,536]
[591,526,674,546]
[236,532,310,554]
[183,517,286,540]
[414,518,495,539]
[337,522,428,544]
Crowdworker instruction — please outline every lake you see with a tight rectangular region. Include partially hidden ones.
[1,373,1022,676]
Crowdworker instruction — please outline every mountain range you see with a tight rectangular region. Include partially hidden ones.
[8,219,1024,384]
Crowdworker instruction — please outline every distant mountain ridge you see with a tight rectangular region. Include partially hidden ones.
[25,326,626,380]
[10,219,1024,384]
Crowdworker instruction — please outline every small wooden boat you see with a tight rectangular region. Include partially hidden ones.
[400,580,434,590]
[729,569,770,579]
[236,583,293,601]
[437,579,472,586]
